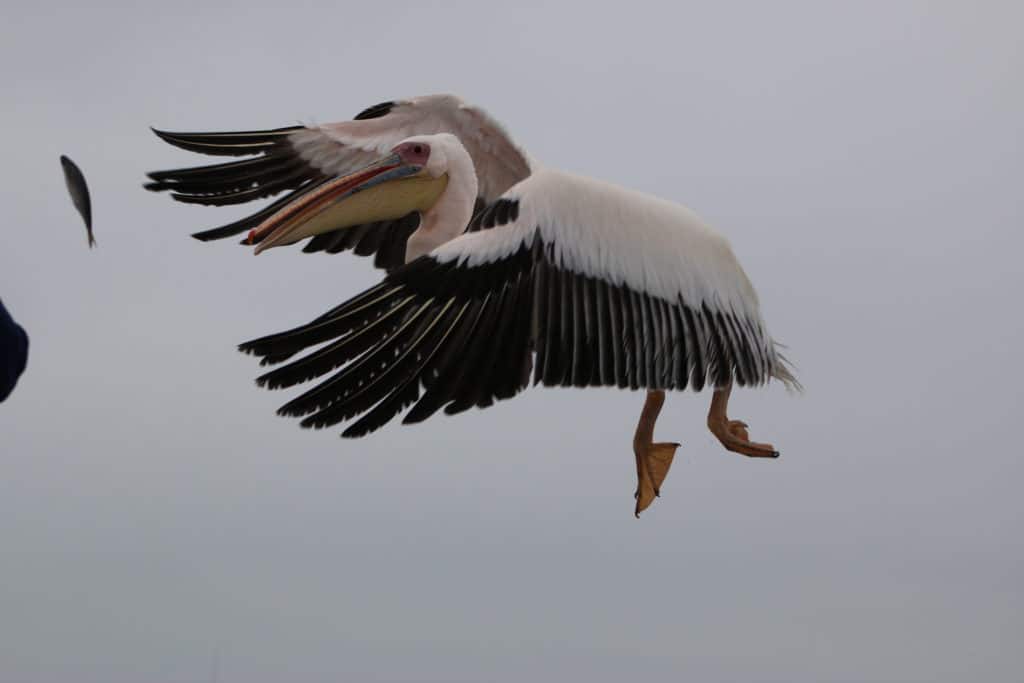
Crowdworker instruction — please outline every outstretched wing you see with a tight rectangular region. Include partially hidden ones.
[238,169,793,437]
[146,94,531,270]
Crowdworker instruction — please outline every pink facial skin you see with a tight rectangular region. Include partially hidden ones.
[393,141,431,166]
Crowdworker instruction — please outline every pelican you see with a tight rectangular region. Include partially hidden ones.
[147,94,799,515]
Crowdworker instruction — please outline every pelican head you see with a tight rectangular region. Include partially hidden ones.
[247,133,478,258]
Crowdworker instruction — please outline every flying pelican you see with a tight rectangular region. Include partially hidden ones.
[147,94,799,515]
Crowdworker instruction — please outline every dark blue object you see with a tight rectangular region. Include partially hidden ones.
[0,299,28,402]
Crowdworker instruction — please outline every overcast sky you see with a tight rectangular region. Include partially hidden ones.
[2,1,1022,681]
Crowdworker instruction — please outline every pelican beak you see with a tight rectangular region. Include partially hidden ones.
[247,153,448,254]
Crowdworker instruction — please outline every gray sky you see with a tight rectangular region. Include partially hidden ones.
[2,1,1022,681]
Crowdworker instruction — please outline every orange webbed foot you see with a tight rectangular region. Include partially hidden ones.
[709,417,779,458]
[634,441,680,517]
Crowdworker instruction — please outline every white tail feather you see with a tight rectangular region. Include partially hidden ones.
[771,342,803,393]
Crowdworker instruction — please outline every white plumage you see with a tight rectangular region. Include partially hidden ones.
[437,168,760,315]
[148,93,798,516]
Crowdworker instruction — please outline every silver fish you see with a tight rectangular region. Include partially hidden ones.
[60,155,95,248]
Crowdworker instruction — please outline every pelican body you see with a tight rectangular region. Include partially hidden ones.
[147,94,799,516]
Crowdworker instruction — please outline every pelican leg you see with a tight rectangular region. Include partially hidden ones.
[633,390,681,517]
[707,383,779,458]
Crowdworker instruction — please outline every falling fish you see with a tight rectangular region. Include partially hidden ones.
[59,155,96,248]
